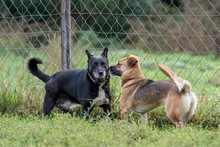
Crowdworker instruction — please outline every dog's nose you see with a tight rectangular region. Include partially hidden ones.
[99,71,104,76]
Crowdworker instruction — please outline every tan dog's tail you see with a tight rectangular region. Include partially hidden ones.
[156,62,192,92]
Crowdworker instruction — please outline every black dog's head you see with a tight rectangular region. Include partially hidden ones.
[86,47,109,84]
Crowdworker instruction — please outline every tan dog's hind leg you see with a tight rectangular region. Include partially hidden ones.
[175,122,183,128]
[167,112,183,128]
[181,92,197,127]
[181,112,190,127]
[166,94,183,128]
[141,113,148,122]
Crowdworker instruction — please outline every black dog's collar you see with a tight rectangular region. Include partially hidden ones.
[88,72,99,85]
[88,72,109,85]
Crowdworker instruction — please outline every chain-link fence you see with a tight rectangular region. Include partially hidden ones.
[0,0,219,125]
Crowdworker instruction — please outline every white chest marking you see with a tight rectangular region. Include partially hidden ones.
[59,100,81,112]
[92,86,109,106]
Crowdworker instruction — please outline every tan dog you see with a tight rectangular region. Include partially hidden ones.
[110,55,197,127]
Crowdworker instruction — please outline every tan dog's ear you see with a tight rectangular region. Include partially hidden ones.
[127,56,138,67]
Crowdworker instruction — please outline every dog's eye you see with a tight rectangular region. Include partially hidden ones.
[101,62,106,66]
[94,62,98,66]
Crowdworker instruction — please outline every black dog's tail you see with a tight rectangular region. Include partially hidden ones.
[28,58,50,83]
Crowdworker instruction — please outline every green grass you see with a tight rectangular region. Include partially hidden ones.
[0,114,219,146]
[0,48,219,146]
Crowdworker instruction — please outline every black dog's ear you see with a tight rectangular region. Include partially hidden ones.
[127,55,138,67]
[86,50,93,58]
[101,47,108,58]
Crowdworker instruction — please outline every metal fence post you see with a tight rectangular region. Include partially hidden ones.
[61,0,71,70]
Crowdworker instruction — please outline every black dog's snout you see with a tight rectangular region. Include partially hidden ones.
[99,71,104,76]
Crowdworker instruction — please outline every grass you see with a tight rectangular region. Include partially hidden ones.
[0,47,219,146]
[0,114,219,146]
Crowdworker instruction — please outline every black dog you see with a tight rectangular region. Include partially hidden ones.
[28,47,111,117]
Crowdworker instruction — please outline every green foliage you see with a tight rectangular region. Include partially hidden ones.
[0,114,219,146]
[5,0,58,23]
[75,30,124,49]
[71,0,170,40]
[71,0,129,39]
[0,29,31,57]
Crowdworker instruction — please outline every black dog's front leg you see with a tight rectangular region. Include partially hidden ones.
[100,103,111,114]
[81,102,94,119]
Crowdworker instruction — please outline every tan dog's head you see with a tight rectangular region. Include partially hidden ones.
[110,55,140,77]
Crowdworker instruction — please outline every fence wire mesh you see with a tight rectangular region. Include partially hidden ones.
[0,0,219,124]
